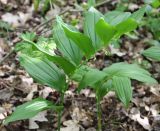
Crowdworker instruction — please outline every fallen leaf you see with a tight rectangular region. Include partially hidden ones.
[0,88,13,101]
[29,111,48,129]
[150,85,160,96]
[1,11,32,28]
[109,45,126,57]
[61,120,80,131]
[0,107,6,120]
[0,0,7,4]
[39,86,54,98]
[24,85,38,101]
[129,108,152,131]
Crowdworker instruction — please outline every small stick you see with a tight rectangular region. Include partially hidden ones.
[0,50,14,65]
[33,7,70,32]
[95,0,111,7]
[0,8,70,65]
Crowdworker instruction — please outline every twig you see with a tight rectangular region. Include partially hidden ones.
[95,0,111,7]
[33,7,70,32]
[0,49,14,65]
[0,8,70,65]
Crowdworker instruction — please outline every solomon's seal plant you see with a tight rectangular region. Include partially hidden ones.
[4,5,157,131]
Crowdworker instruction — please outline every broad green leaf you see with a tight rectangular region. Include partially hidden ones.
[115,18,138,38]
[84,7,103,50]
[87,0,96,7]
[4,98,62,124]
[71,65,92,82]
[152,0,160,8]
[78,68,107,92]
[15,42,36,54]
[105,11,131,26]
[54,17,82,65]
[147,18,160,40]
[62,25,95,58]
[103,62,157,84]
[131,5,147,22]
[20,54,66,91]
[33,43,76,75]
[142,46,160,61]
[48,55,76,75]
[113,76,132,107]
[98,79,113,99]
[19,33,76,75]
[95,18,116,45]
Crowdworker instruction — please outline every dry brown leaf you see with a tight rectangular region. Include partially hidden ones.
[109,45,126,57]
[61,120,80,131]
[29,111,48,129]
[129,108,152,131]
[39,86,54,98]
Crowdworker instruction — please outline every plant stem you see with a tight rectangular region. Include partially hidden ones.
[96,96,102,131]
[57,92,64,131]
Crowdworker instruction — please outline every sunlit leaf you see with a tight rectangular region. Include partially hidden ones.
[115,18,138,38]
[95,18,116,45]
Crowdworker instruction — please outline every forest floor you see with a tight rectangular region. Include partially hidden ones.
[0,0,160,131]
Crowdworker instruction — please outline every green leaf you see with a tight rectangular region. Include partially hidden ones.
[42,0,50,15]
[152,0,160,8]
[103,62,157,84]
[20,32,36,42]
[87,0,96,7]
[33,43,76,75]
[84,7,103,50]
[0,20,12,31]
[113,76,132,107]
[15,42,36,54]
[71,65,92,82]
[115,18,138,38]
[142,46,160,61]
[20,54,66,91]
[4,98,62,124]
[18,33,76,75]
[62,25,95,58]
[147,18,160,40]
[78,68,107,92]
[131,5,147,22]
[95,18,116,45]
[54,17,83,65]
[105,11,131,26]
[98,79,113,99]
[48,55,76,75]
[35,37,57,56]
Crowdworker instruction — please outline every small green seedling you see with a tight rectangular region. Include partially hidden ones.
[4,5,157,131]
[34,0,55,15]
